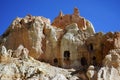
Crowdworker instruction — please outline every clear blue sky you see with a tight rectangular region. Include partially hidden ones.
[0,0,120,35]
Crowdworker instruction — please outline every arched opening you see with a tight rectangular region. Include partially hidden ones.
[53,58,58,64]
[80,57,88,66]
[92,56,97,66]
[64,51,70,60]
[88,43,94,52]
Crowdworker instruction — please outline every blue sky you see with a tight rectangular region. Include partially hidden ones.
[0,0,120,35]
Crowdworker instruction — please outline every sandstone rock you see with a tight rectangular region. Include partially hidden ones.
[0,8,96,69]
[103,49,120,68]
[0,46,8,57]
[52,74,67,80]
[52,8,95,34]
[0,15,51,59]
[85,32,104,65]
[97,49,120,80]
[0,46,10,62]
[60,23,91,68]
[86,65,95,80]
[0,8,120,72]
[0,46,80,80]
[102,32,120,57]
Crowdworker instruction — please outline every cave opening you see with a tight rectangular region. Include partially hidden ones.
[88,43,94,52]
[64,51,70,60]
[92,56,97,66]
[81,57,88,66]
[53,58,58,64]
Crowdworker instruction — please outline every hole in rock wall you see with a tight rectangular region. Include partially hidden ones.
[81,57,88,66]
[64,51,70,60]
[53,58,58,64]
[88,43,94,52]
[92,56,97,66]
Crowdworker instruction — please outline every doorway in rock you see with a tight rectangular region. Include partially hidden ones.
[81,57,88,66]
[64,51,70,60]
[92,56,97,66]
[53,58,58,64]
[53,58,58,66]
[88,43,94,52]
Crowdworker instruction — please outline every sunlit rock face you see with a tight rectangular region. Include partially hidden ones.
[52,8,95,35]
[60,23,91,68]
[97,49,120,80]
[0,46,79,80]
[0,7,120,80]
[0,15,50,59]
[0,8,120,70]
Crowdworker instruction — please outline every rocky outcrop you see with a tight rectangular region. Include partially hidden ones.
[102,32,120,56]
[0,15,50,59]
[0,8,96,69]
[52,8,95,35]
[97,49,120,80]
[0,8,120,72]
[60,23,91,68]
[0,46,79,80]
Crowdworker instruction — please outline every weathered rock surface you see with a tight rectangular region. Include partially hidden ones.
[0,46,79,80]
[97,49,120,80]
[0,8,120,80]
[0,8,96,69]
[52,8,95,35]
[0,15,50,59]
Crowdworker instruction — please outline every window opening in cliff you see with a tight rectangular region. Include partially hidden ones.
[88,43,94,52]
[81,57,88,66]
[64,51,70,60]
[92,56,97,66]
[53,58,58,64]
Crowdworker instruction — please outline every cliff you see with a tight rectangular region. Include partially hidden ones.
[0,8,120,80]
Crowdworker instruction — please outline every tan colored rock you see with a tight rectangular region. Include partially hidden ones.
[85,32,104,65]
[52,8,95,34]
[1,15,51,59]
[0,8,120,71]
[97,49,120,80]
[103,49,120,68]
[86,65,95,80]
[60,23,91,68]
[0,46,80,80]
[0,46,10,62]
[102,32,120,56]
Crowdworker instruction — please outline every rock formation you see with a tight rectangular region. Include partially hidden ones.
[52,8,95,35]
[0,46,79,80]
[0,15,50,59]
[97,49,120,80]
[0,8,96,69]
[0,8,120,80]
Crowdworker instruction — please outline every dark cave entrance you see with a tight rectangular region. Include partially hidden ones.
[88,43,94,52]
[81,57,88,66]
[53,58,58,64]
[92,56,97,66]
[64,51,70,60]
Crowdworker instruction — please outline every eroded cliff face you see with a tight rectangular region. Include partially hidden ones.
[0,8,120,80]
[0,8,96,69]
[97,49,120,80]
[0,45,79,80]
[52,8,95,35]
[0,15,50,59]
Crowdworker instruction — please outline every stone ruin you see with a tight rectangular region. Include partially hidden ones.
[0,8,120,70]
